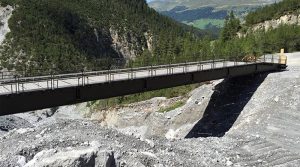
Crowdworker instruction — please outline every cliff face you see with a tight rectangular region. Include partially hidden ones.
[251,14,300,32]
[237,13,300,38]
[109,28,153,60]
[0,5,13,44]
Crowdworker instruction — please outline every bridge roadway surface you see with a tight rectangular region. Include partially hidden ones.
[0,60,240,94]
[0,56,284,115]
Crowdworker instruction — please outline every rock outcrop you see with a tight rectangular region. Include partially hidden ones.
[24,142,116,167]
[252,14,300,32]
[238,13,300,37]
[0,5,13,44]
[109,28,153,60]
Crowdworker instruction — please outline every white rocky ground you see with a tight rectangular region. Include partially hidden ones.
[0,53,299,166]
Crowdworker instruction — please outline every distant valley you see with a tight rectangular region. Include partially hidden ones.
[148,0,282,31]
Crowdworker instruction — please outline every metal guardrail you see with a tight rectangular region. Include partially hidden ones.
[0,54,279,80]
[0,53,244,79]
[0,55,281,95]
[0,59,226,83]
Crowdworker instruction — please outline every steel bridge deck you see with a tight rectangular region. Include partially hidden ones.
[0,57,284,115]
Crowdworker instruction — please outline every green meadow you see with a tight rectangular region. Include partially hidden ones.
[185,19,225,29]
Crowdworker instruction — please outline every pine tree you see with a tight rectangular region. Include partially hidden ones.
[221,11,241,41]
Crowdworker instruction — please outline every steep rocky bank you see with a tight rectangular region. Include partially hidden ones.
[238,13,300,37]
[253,14,300,31]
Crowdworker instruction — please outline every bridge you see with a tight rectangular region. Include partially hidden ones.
[0,55,287,116]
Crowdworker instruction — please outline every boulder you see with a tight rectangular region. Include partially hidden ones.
[24,142,116,167]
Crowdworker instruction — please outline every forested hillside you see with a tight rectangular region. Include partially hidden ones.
[0,0,211,74]
[213,0,300,59]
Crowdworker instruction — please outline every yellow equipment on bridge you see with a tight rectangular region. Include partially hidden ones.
[279,49,287,65]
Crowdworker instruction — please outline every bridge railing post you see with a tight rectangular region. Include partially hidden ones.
[17,75,19,94]
[167,60,172,75]
[106,70,108,82]
[150,65,153,77]
[185,61,188,73]
[52,74,55,90]
[109,69,111,83]
[17,76,21,93]
[211,56,214,69]
[81,70,85,86]
[50,70,53,90]
[14,75,18,94]
[23,66,26,78]
[110,73,114,81]
[234,56,237,66]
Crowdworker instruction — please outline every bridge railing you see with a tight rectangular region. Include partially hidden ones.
[1,59,226,83]
[0,54,277,80]
[0,56,212,80]
[0,55,281,95]
[0,54,279,82]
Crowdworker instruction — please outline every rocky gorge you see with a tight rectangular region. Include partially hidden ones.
[1,53,300,167]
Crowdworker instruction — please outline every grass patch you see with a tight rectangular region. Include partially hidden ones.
[185,19,224,29]
[158,101,185,113]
